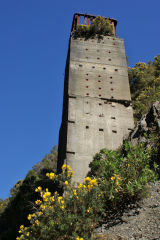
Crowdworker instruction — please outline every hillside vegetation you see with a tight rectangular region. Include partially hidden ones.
[0,146,58,240]
[128,55,160,119]
[0,55,160,240]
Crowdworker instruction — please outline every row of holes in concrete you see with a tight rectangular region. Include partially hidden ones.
[68,121,133,133]
[86,73,112,80]
[85,101,115,106]
[79,37,116,41]
[85,127,132,132]
[79,64,118,71]
[85,102,116,107]
[85,57,112,61]
[85,126,117,133]
[86,80,113,85]
[79,39,116,45]
[85,93,114,97]
[85,75,113,80]
[85,127,131,132]
[85,86,113,89]
[85,49,112,54]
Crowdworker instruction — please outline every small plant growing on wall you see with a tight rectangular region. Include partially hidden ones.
[72,16,113,39]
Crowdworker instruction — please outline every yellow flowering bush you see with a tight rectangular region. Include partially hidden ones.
[16,164,104,240]
[14,140,157,240]
[16,140,158,240]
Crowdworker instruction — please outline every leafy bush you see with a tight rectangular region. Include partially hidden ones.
[72,16,113,39]
[89,142,157,205]
[0,146,58,240]
[16,165,104,240]
[0,198,10,215]
[16,143,157,240]
[129,55,160,120]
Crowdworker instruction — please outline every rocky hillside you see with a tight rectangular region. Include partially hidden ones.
[95,181,160,240]
[95,101,160,240]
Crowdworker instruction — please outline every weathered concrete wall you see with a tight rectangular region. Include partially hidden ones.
[58,36,134,182]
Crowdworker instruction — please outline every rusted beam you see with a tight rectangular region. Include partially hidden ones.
[88,17,90,26]
[84,15,87,25]
[78,14,80,25]
[72,15,77,31]
[111,21,116,36]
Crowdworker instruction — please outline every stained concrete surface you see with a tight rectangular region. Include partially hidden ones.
[58,36,134,182]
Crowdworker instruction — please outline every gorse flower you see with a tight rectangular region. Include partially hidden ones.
[62,164,74,177]
[46,172,56,180]
[27,214,32,221]
[64,180,68,185]
[35,186,42,192]
[84,177,91,182]
[35,220,40,226]
[73,190,77,196]
[84,177,98,191]
[42,189,51,202]
[35,200,42,205]
[78,183,86,189]
[20,225,24,230]
[58,196,63,204]
[87,207,91,213]
[40,204,46,210]
[76,237,84,240]
[50,196,55,202]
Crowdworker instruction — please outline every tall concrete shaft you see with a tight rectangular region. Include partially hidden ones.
[58,13,134,182]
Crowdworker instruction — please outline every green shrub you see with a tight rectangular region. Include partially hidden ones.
[89,142,157,205]
[72,16,113,39]
[0,146,58,240]
[129,55,160,120]
[0,198,10,215]
[16,165,104,240]
[16,143,157,240]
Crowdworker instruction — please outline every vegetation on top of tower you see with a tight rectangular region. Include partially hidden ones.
[72,16,113,39]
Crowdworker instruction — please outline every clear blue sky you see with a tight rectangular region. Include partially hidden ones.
[0,0,159,199]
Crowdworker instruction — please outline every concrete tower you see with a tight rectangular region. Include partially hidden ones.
[58,13,134,182]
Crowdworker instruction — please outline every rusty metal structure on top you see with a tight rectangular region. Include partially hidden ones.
[71,13,117,36]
